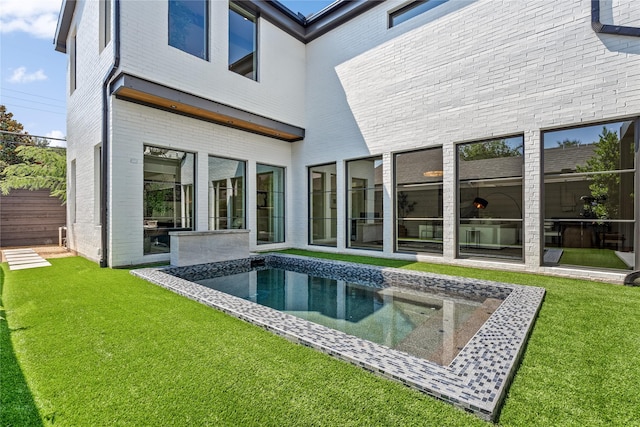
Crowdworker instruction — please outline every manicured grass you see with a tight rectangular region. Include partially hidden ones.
[2,253,640,425]
[559,247,628,270]
[1,257,483,426]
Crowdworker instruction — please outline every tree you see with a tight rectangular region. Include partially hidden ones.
[459,139,522,161]
[0,145,67,202]
[556,139,581,148]
[575,126,628,220]
[1,105,51,172]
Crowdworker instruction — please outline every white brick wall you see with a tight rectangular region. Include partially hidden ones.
[292,0,640,280]
[118,0,306,127]
[109,100,293,266]
[65,0,121,262]
[65,0,640,281]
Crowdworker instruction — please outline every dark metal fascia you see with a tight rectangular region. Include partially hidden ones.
[235,0,386,43]
[304,0,383,42]
[54,0,77,52]
[109,73,305,141]
[591,0,640,37]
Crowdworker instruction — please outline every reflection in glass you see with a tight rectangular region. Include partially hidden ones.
[257,164,285,244]
[229,3,257,80]
[395,147,443,254]
[143,146,195,254]
[169,0,208,60]
[347,157,383,250]
[458,136,524,261]
[209,156,245,230]
[309,163,337,247]
[543,120,636,270]
[389,0,449,28]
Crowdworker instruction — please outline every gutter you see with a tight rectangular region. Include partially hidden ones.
[100,0,121,268]
[591,0,640,37]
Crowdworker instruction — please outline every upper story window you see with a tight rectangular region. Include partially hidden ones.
[169,0,208,60]
[99,0,111,51]
[389,0,449,28]
[229,2,257,80]
[70,32,77,94]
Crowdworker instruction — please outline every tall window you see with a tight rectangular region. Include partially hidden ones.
[70,32,77,94]
[389,0,449,28]
[143,146,195,255]
[395,147,443,254]
[458,136,524,261]
[229,2,257,80]
[209,156,245,230]
[309,163,337,247]
[169,0,208,60]
[257,164,285,244]
[543,120,637,270]
[347,157,383,251]
[99,0,111,51]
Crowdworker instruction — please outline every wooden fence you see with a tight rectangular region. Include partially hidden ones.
[0,189,66,247]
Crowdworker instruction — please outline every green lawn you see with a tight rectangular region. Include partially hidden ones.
[2,253,640,426]
[558,247,629,270]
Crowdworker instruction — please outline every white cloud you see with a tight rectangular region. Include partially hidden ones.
[8,67,48,83]
[46,130,67,147]
[0,0,62,39]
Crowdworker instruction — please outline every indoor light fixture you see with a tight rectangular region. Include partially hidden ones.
[473,197,488,209]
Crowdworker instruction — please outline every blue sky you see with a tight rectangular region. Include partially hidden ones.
[0,1,333,148]
[1,0,67,146]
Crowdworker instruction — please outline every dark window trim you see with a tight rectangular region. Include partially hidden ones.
[592,0,640,37]
[388,0,448,29]
[307,162,338,247]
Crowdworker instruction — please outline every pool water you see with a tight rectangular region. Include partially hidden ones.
[196,267,501,365]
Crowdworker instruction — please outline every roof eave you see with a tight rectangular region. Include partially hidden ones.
[54,0,77,53]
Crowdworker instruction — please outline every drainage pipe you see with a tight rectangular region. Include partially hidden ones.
[100,0,121,267]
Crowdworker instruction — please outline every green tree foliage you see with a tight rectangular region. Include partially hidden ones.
[575,127,626,219]
[1,104,37,171]
[556,139,581,148]
[0,145,67,202]
[0,106,66,202]
[458,139,522,161]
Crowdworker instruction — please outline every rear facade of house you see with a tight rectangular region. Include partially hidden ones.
[55,0,640,282]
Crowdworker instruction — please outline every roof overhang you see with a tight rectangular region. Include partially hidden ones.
[110,73,305,142]
[54,0,386,51]
[54,0,76,53]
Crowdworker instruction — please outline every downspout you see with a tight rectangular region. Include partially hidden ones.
[100,0,121,267]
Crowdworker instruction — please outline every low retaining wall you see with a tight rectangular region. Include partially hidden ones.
[169,230,250,267]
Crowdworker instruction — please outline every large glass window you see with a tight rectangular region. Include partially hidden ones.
[309,163,337,247]
[257,164,285,244]
[458,136,524,261]
[347,157,383,251]
[543,120,636,270]
[229,2,257,80]
[209,156,245,230]
[395,147,443,254]
[169,0,208,60]
[389,0,449,28]
[143,146,195,254]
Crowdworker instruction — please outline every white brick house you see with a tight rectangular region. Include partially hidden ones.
[55,0,640,282]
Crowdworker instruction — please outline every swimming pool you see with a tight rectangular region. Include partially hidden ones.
[195,267,502,366]
[133,254,544,421]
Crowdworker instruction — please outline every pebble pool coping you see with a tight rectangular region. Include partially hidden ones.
[132,253,545,421]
